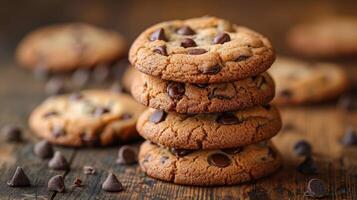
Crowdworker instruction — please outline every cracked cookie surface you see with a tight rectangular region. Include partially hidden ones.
[129,16,275,83]
[16,23,127,72]
[132,70,275,113]
[139,140,281,186]
[29,90,145,147]
[137,105,281,149]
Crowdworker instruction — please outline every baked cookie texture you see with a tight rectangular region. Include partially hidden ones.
[137,105,281,149]
[16,23,127,72]
[287,17,357,57]
[269,57,348,105]
[129,16,275,83]
[29,90,145,147]
[132,71,275,113]
[139,140,281,186]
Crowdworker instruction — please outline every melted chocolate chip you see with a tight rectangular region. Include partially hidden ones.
[102,173,123,192]
[180,38,197,48]
[201,65,221,74]
[170,148,194,157]
[52,126,65,138]
[150,28,167,41]
[149,110,166,124]
[176,26,195,35]
[48,175,65,193]
[167,82,185,100]
[222,147,243,154]
[73,178,83,187]
[235,55,250,62]
[305,178,328,198]
[153,45,168,56]
[213,33,231,44]
[116,145,137,165]
[294,140,312,156]
[7,167,31,187]
[187,48,207,55]
[216,113,240,125]
[207,152,231,168]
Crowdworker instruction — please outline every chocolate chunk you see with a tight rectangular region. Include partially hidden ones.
[187,48,207,55]
[280,89,292,98]
[7,167,30,187]
[43,111,59,118]
[93,64,110,82]
[121,113,132,120]
[48,175,65,193]
[213,33,231,44]
[153,45,168,56]
[73,178,83,187]
[297,156,318,175]
[194,83,209,88]
[52,126,65,138]
[110,82,124,93]
[235,55,250,62]
[149,110,166,124]
[180,38,197,48]
[170,148,194,157]
[72,69,90,88]
[222,147,243,154]
[176,26,195,35]
[341,127,357,146]
[34,140,54,159]
[167,82,185,100]
[207,153,231,168]
[150,28,167,41]
[201,65,221,74]
[102,173,123,192]
[1,125,22,142]
[116,145,137,165]
[293,140,312,156]
[48,151,70,170]
[216,113,240,125]
[93,107,110,117]
[83,166,96,175]
[160,156,169,164]
[69,92,83,101]
[304,178,328,198]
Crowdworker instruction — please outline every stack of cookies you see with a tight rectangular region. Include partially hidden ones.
[129,16,282,186]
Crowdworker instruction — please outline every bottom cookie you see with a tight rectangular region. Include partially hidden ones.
[139,140,282,186]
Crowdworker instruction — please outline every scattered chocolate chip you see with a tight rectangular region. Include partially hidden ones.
[110,82,123,93]
[48,151,69,170]
[121,113,132,120]
[33,67,50,81]
[1,125,22,142]
[304,178,328,198]
[102,173,123,192]
[150,28,167,41]
[34,140,54,159]
[153,45,168,56]
[167,82,185,100]
[207,152,231,168]
[7,166,30,187]
[149,110,166,124]
[297,156,318,175]
[72,69,90,88]
[180,38,197,48]
[93,64,110,82]
[73,178,83,187]
[201,65,221,74]
[341,127,357,146]
[176,26,195,35]
[160,156,169,164]
[187,48,207,55]
[216,113,240,125]
[48,175,65,193]
[116,145,137,165]
[51,126,65,138]
[194,83,209,88]
[213,33,231,44]
[93,107,110,117]
[222,147,243,154]
[69,92,83,101]
[83,166,96,175]
[43,111,59,118]
[294,140,312,156]
[280,89,292,98]
[170,148,194,157]
[235,55,250,62]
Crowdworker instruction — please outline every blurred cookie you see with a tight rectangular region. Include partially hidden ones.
[122,66,141,92]
[29,90,145,147]
[269,57,348,105]
[129,16,275,83]
[287,17,357,57]
[16,23,127,72]
[139,140,281,186]
[132,72,275,114]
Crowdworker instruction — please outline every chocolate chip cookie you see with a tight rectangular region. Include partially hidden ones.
[269,57,348,105]
[29,90,145,147]
[16,23,127,72]
[129,16,275,83]
[139,140,281,186]
[132,72,275,113]
[137,105,281,149]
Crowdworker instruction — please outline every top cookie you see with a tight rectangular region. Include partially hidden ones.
[129,16,275,83]
[16,23,127,72]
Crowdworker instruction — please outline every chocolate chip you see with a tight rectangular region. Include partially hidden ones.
[280,89,293,98]
[7,167,30,187]
[216,113,240,125]
[73,178,83,187]
[1,125,22,142]
[160,156,169,164]
[222,147,243,154]
[167,82,185,100]
[170,148,194,157]
[48,175,65,193]
[207,152,231,168]
[116,145,137,165]
[102,173,123,192]
[93,64,110,82]
[297,156,318,175]
[294,140,312,156]
[48,151,70,170]
[176,26,195,35]
[121,113,132,120]
[43,111,59,118]
[34,140,54,159]
[83,166,96,175]
[194,83,209,88]
[180,38,197,48]
[150,28,167,41]
[235,55,250,62]
[149,110,166,124]
[69,92,83,101]
[93,107,110,117]
[341,127,357,146]
[187,48,207,55]
[153,45,168,56]
[201,65,221,74]
[213,33,231,44]
[52,126,65,138]
[305,178,328,198]
[72,69,90,88]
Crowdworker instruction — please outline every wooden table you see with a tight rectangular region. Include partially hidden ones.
[0,0,357,199]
